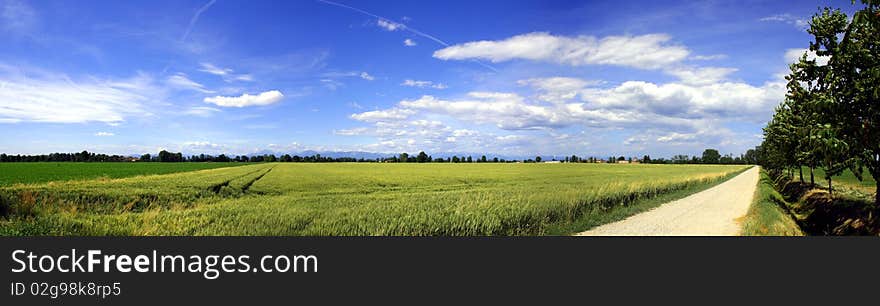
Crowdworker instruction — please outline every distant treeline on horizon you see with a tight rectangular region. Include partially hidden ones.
[0,149,757,165]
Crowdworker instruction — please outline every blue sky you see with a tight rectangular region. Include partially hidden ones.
[0,0,860,158]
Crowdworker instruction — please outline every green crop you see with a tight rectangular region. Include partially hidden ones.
[0,163,747,236]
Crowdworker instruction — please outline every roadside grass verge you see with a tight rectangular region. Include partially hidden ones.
[741,169,803,236]
[754,172,878,235]
[548,167,751,235]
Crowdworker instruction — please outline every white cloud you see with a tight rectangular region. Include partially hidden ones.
[518,77,601,103]
[234,74,254,82]
[377,19,402,31]
[691,54,727,61]
[403,39,417,46]
[94,132,114,137]
[183,106,221,117]
[348,101,364,109]
[433,32,690,70]
[198,62,231,76]
[203,90,284,107]
[359,72,375,81]
[401,79,447,89]
[166,73,215,93]
[198,63,254,82]
[180,140,229,154]
[320,78,343,90]
[348,74,785,141]
[1,0,36,33]
[760,14,809,30]
[665,67,738,86]
[0,66,158,124]
[452,129,478,137]
[785,48,830,66]
[350,108,415,122]
[334,127,370,136]
[585,80,784,121]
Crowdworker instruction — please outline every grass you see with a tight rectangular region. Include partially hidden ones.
[0,162,245,186]
[741,169,803,236]
[0,163,748,236]
[795,166,877,195]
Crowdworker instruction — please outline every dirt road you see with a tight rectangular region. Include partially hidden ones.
[577,166,760,236]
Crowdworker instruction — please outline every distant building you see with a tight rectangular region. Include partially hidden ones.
[617,160,629,164]
[544,160,561,164]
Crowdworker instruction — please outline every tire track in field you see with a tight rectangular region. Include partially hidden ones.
[241,166,274,193]
[207,166,271,194]
[577,166,760,236]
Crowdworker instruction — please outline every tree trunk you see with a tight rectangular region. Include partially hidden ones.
[799,167,804,182]
[876,184,879,207]
[871,165,879,206]
[828,177,833,197]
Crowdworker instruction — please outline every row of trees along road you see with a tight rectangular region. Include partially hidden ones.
[760,0,879,205]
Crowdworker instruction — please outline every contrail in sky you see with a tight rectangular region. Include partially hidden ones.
[181,0,217,42]
[317,0,498,72]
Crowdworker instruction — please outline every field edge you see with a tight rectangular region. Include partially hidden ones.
[551,166,753,236]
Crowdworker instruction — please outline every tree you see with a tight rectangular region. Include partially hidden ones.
[399,153,409,163]
[535,156,542,162]
[701,149,721,164]
[416,151,429,163]
[830,1,880,204]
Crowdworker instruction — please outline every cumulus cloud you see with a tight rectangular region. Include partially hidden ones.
[665,67,738,86]
[785,48,830,66]
[403,39,416,46]
[401,79,447,89]
[203,90,284,107]
[347,75,784,141]
[359,72,375,81]
[350,108,415,122]
[433,32,690,70]
[0,65,159,124]
[518,77,601,103]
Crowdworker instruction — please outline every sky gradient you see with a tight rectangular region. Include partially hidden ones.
[0,0,861,158]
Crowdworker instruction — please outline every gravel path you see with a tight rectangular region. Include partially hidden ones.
[577,166,760,236]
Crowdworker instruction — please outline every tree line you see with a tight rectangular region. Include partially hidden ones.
[758,1,878,205]
[2,148,753,165]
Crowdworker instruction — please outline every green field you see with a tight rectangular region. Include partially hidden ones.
[0,163,747,236]
[0,162,244,186]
